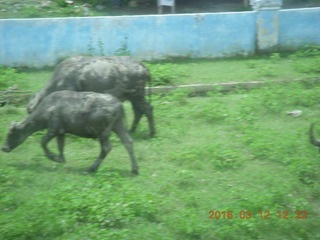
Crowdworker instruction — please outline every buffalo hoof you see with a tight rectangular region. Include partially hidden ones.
[53,155,65,163]
[47,153,65,163]
[132,169,139,174]
[57,157,65,163]
[86,167,97,173]
[149,133,156,138]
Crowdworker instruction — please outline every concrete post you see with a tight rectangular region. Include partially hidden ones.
[250,0,283,52]
[157,0,175,14]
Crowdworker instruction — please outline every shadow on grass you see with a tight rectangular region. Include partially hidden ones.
[84,167,139,178]
[7,161,137,178]
[131,131,154,141]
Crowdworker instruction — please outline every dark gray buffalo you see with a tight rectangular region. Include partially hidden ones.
[27,56,155,136]
[2,91,139,174]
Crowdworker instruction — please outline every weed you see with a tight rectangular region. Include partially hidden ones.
[245,60,258,69]
[269,52,281,62]
[294,57,320,74]
[145,63,187,86]
[190,92,229,121]
[0,67,24,90]
[54,0,68,8]
[291,45,320,58]
[87,38,105,56]
[290,46,320,74]
[114,37,131,56]
[257,64,278,77]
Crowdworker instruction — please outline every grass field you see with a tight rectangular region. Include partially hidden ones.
[0,49,320,239]
[145,50,320,86]
[1,49,320,92]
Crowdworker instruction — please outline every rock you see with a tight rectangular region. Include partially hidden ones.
[66,1,74,5]
[287,110,302,117]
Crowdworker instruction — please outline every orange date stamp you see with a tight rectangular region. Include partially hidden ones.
[208,211,307,219]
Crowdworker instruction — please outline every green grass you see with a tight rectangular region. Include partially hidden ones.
[147,51,320,86]
[2,48,319,90]
[1,80,320,239]
[1,49,320,239]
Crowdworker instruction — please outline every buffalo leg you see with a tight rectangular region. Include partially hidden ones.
[113,118,139,174]
[145,102,155,137]
[130,104,143,134]
[56,134,65,163]
[130,98,155,137]
[41,131,64,163]
[87,135,111,173]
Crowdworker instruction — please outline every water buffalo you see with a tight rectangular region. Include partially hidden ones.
[2,91,139,174]
[27,56,155,136]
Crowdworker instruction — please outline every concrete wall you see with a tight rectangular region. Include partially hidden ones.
[0,7,319,67]
[279,8,320,49]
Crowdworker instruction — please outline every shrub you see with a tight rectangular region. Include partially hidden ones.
[145,63,187,86]
[290,46,320,74]
[0,67,24,90]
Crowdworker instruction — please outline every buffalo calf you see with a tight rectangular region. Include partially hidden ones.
[2,91,139,174]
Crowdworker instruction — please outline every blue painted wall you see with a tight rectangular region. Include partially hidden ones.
[0,7,319,67]
[0,12,256,67]
[279,8,320,49]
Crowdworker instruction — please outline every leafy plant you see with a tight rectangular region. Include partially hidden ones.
[290,46,320,74]
[190,92,229,121]
[294,57,320,74]
[54,0,68,8]
[114,37,131,56]
[291,45,320,58]
[0,67,25,90]
[269,52,281,62]
[257,64,278,77]
[75,0,111,5]
[145,63,187,86]
[87,38,105,56]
